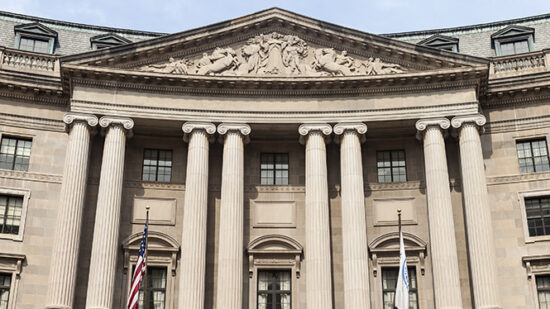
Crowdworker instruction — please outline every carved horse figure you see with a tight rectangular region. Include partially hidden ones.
[196,48,238,75]
[313,48,353,76]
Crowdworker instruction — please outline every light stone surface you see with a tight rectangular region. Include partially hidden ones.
[215,123,250,309]
[334,123,370,309]
[45,113,97,309]
[85,116,133,309]
[178,122,215,309]
[452,115,501,309]
[299,123,333,309]
[416,118,463,308]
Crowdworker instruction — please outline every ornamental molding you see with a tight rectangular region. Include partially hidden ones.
[0,112,65,132]
[450,114,486,128]
[0,89,67,106]
[139,33,408,77]
[0,169,62,184]
[486,171,550,186]
[485,115,550,134]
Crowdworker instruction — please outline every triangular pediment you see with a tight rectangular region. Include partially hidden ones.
[418,34,458,47]
[62,8,488,79]
[14,22,57,38]
[491,25,534,39]
[90,33,132,46]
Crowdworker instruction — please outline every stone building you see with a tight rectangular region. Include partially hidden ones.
[0,7,550,309]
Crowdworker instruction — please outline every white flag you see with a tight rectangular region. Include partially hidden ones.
[394,230,409,309]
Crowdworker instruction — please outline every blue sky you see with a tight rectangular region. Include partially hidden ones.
[4,0,550,34]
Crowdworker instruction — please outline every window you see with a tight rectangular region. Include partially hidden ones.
[134,267,167,309]
[90,33,131,50]
[0,195,23,235]
[377,150,406,183]
[257,270,291,309]
[0,137,32,172]
[537,275,550,308]
[516,139,550,173]
[500,40,530,56]
[0,273,11,309]
[525,196,550,237]
[142,149,172,182]
[260,153,289,185]
[418,34,459,52]
[382,267,418,309]
[18,37,50,53]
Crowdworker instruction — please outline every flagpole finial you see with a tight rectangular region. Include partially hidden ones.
[146,205,150,211]
[397,208,402,214]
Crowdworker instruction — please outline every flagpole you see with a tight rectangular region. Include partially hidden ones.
[143,206,150,309]
[398,208,402,235]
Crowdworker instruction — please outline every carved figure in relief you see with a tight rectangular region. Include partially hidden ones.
[260,33,286,74]
[282,35,308,74]
[239,38,263,74]
[369,57,406,74]
[141,57,189,74]
[313,48,353,76]
[196,47,239,75]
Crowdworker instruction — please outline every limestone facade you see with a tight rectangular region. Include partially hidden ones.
[0,7,550,309]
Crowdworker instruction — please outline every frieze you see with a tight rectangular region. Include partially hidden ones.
[139,33,408,77]
[0,169,62,184]
[0,112,65,132]
[485,115,550,133]
[486,171,550,186]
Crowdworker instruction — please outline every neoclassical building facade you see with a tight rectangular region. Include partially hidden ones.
[1,7,550,309]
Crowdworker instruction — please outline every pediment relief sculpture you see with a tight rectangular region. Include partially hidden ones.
[139,32,407,77]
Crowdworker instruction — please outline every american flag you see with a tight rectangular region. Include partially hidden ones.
[127,217,148,309]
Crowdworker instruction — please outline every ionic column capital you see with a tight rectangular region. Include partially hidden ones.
[217,123,251,144]
[298,123,332,144]
[415,118,450,140]
[333,122,367,144]
[182,122,216,142]
[451,114,486,133]
[99,116,134,138]
[63,113,98,132]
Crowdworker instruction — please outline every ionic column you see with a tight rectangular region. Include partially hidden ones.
[333,123,370,309]
[85,116,134,309]
[416,118,463,308]
[46,113,98,309]
[215,123,251,309]
[298,124,333,309]
[451,114,501,309]
[179,122,216,309]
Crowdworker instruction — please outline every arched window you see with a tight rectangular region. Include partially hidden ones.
[247,234,303,309]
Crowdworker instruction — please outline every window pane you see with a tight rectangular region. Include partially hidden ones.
[514,40,529,54]
[500,42,515,56]
[19,38,35,51]
[377,150,406,183]
[257,270,291,309]
[0,196,23,235]
[260,153,289,185]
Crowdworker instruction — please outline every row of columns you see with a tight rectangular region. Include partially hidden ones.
[45,113,501,309]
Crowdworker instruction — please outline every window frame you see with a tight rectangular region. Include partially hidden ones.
[260,153,290,186]
[0,253,25,309]
[518,189,550,243]
[141,148,173,183]
[257,269,292,309]
[376,150,407,183]
[536,274,550,309]
[381,266,419,309]
[0,188,30,242]
[492,25,535,56]
[516,138,550,174]
[523,255,550,309]
[0,136,33,172]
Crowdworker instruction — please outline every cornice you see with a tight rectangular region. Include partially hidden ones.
[0,169,62,184]
[0,88,67,106]
[0,112,65,132]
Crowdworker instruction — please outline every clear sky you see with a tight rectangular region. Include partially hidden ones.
[4,0,550,34]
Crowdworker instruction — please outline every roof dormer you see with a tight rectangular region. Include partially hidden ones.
[14,22,57,54]
[491,25,535,56]
[418,34,459,52]
[90,33,132,50]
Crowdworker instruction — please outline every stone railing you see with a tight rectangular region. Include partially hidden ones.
[0,47,60,76]
[490,49,550,78]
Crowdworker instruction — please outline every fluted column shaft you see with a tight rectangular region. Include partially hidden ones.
[334,123,370,309]
[416,118,463,308]
[452,115,501,309]
[85,116,133,309]
[179,122,216,309]
[46,113,98,309]
[215,123,250,309]
[299,124,333,309]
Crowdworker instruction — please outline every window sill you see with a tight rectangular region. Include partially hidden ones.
[525,235,550,244]
[0,233,23,242]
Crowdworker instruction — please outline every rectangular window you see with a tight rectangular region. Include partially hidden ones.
[257,270,291,309]
[142,149,172,182]
[135,267,167,309]
[516,139,550,173]
[18,37,50,53]
[0,137,32,171]
[500,40,530,56]
[0,195,23,235]
[260,153,289,185]
[377,150,407,183]
[525,196,550,237]
[537,275,550,308]
[0,273,10,309]
[382,267,418,309]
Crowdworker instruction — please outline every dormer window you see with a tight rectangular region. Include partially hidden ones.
[14,23,57,54]
[491,25,534,56]
[418,34,459,52]
[90,33,131,50]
